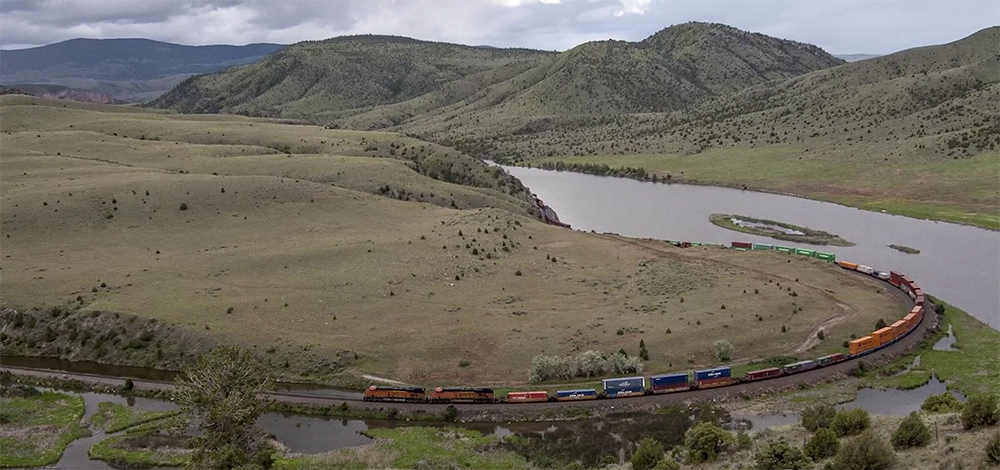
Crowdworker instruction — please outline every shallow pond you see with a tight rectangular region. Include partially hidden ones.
[504,165,1000,330]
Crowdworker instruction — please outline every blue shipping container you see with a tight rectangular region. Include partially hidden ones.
[556,389,597,398]
[602,376,646,394]
[650,373,689,387]
[694,367,731,381]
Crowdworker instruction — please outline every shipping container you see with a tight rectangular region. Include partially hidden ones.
[815,252,836,262]
[506,391,549,403]
[794,248,816,257]
[732,241,753,249]
[691,242,702,247]
[838,261,859,270]
[889,271,904,288]
[694,367,732,381]
[555,389,598,401]
[602,376,646,397]
[872,327,894,346]
[903,313,917,329]
[915,294,924,307]
[816,353,846,366]
[782,360,817,374]
[877,271,891,281]
[753,243,774,251]
[775,246,793,253]
[856,265,875,275]
[891,320,907,334]
[744,367,782,381]
[695,377,735,389]
[650,373,691,393]
[849,336,876,355]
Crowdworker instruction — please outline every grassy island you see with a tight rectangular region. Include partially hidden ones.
[710,214,855,246]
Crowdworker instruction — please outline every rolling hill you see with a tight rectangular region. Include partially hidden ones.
[0,38,284,102]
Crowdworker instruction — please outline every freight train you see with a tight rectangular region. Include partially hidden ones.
[363,241,926,405]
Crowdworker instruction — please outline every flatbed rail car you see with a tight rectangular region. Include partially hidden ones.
[362,249,926,406]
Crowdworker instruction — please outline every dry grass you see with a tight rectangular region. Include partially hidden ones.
[0,98,907,385]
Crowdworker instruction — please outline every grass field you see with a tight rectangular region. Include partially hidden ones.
[0,97,908,386]
[88,402,180,434]
[0,391,87,468]
[533,149,1000,230]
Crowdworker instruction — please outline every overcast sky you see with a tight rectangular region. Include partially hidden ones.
[1,0,997,54]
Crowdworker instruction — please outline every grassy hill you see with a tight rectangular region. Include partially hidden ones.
[0,97,905,385]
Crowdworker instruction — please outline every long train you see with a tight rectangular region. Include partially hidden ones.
[364,240,927,405]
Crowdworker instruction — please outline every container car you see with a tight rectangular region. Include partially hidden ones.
[429,387,496,404]
[649,373,691,393]
[694,367,733,389]
[602,376,647,398]
[775,246,793,253]
[753,243,774,251]
[815,252,836,262]
[795,248,816,257]
[744,367,781,381]
[849,335,877,355]
[732,241,752,249]
[856,265,874,275]
[363,386,427,403]
[889,271,904,287]
[505,391,550,403]
[838,261,859,270]
[872,327,895,346]
[555,389,598,401]
[782,360,817,375]
[876,271,891,281]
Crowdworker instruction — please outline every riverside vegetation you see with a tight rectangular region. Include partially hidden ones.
[151,23,1000,229]
[0,97,908,386]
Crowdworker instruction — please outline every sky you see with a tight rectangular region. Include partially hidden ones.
[0,0,997,54]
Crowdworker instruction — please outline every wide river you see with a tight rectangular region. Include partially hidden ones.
[502,166,999,330]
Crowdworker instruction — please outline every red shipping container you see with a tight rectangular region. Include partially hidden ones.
[506,391,549,403]
[889,271,903,288]
[696,377,735,389]
[731,241,752,249]
[744,367,781,381]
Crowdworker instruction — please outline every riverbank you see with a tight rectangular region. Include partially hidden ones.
[527,152,1000,231]
[709,213,855,246]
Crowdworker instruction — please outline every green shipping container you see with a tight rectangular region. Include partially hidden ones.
[690,242,702,247]
[815,252,836,262]
[795,248,816,257]
[775,246,793,253]
[752,243,774,251]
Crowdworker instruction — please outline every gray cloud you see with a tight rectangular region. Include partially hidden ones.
[0,0,996,54]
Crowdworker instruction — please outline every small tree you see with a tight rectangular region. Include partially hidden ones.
[891,411,930,450]
[653,457,680,470]
[736,430,753,451]
[921,392,964,413]
[875,318,887,329]
[831,408,871,437]
[754,440,810,470]
[712,340,733,362]
[631,438,664,470]
[832,430,896,470]
[801,403,837,432]
[173,345,274,470]
[805,427,840,461]
[962,394,1000,430]
[684,421,732,464]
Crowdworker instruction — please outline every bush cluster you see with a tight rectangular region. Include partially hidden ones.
[529,350,643,383]
[891,411,930,450]
[921,392,965,413]
[962,394,1000,430]
[831,408,871,437]
[801,403,837,432]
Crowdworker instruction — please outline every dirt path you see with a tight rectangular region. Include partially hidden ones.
[796,303,852,353]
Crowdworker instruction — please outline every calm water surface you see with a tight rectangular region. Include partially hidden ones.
[504,166,1000,330]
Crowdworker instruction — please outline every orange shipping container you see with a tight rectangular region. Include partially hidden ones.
[838,261,859,270]
[849,335,876,355]
[891,320,907,338]
[872,327,894,345]
[903,313,917,330]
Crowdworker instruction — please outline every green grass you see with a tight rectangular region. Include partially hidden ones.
[89,402,180,433]
[88,435,189,469]
[274,427,529,470]
[0,391,87,468]
[864,298,1000,396]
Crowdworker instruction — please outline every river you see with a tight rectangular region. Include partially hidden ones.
[503,165,1000,330]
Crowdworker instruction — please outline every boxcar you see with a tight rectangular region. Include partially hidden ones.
[506,391,550,403]
[555,389,598,401]
[782,360,817,375]
[363,386,427,403]
[649,373,691,393]
[849,335,877,355]
[694,367,733,389]
[744,367,781,382]
[602,376,646,398]
[816,353,846,367]
[429,387,495,404]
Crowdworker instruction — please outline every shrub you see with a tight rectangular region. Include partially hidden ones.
[736,430,753,451]
[654,457,680,470]
[962,394,1000,430]
[179,203,188,211]
[684,421,732,464]
[875,318,886,329]
[801,403,837,432]
[986,431,1000,466]
[754,440,810,470]
[515,270,522,276]
[922,392,964,413]
[832,430,896,470]
[631,438,664,470]
[444,404,457,422]
[805,427,840,461]
[122,378,135,392]
[712,340,733,362]
[831,408,871,437]
[458,360,470,368]
[891,411,930,450]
